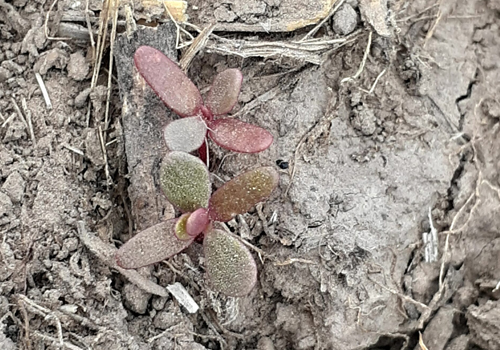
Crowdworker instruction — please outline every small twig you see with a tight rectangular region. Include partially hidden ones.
[492,280,500,293]
[163,1,194,49]
[396,4,439,22]
[341,31,373,84]
[18,295,65,348]
[33,332,84,350]
[423,1,443,48]
[62,144,85,156]
[359,68,387,94]
[44,0,72,40]
[284,131,308,197]
[35,72,53,109]
[1,113,15,128]
[300,0,346,41]
[274,258,316,266]
[21,97,36,144]
[104,2,119,131]
[180,23,216,71]
[368,276,430,311]
[419,332,429,350]
[423,207,438,263]
[19,302,32,350]
[85,0,96,61]
[11,97,28,128]
[147,325,178,343]
[220,223,269,258]
[98,126,112,186]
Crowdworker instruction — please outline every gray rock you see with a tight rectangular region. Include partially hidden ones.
[0,192,13,217]
[0,334,15,350]
[152,295,168,311]
[34,48,68,75]
[153,309,178,330]
[67,51,89,81]
[0,67,13,82]
[419,307,455,350]
[332,4,358,36]
[123,283,152,314]
[445,335,469,350]
[257,337,275,350]
[350,107,376,136]
[74,87,91,108]
[2,171,25,203]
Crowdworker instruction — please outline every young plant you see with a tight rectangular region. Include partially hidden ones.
[133,45,273,156]
[116,152,279,297]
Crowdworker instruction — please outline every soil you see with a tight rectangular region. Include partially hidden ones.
[1,0,500,349]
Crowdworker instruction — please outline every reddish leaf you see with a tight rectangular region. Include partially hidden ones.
[204,229,257,297]
[116,219,194,269]
[160,152,211,212]
[163,116,207,153]
[208,119,273,153]
[197,140,208,165]
[209,167,279,222]
[206,69,243,116]
[134,46,202,117]
[186,208,209,237]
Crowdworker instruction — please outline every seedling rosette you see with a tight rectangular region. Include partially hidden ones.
[116,152,279,297]
[133,45,274,156]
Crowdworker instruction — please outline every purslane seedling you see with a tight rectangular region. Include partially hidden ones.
[116,152,279,296]
[115,46,279,297]
[134,45,274,157]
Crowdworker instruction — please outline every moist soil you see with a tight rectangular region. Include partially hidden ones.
[1,0,500,349]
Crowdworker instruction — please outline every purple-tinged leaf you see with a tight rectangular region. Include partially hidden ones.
[186,208,209,237]
[160,152,211,212]
[164,117,207,153]
[208,119,273,153]
[175,213,192,241]
[204,229,257,297]
[206,69,243,116]
[116,219,194,269]
[134,46,202,117]
[209,167,279,222]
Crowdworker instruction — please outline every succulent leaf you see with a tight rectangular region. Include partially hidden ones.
[209,167,279,222]
[208,119,273,153]
[175,213,192,240]
[164,117,207,153]
[206,69,243,116]
[134,46,202,117]
[204,229,257,297]
[116,219,194,269]
[160,152,211,212]
[186,208,209,237]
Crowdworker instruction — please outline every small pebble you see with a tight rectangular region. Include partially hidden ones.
[123,283,152,314]
[332,4,358,36]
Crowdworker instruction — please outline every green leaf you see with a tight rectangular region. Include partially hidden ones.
[160,152,211,212]
[209,167,279,222]
[206,69,242,116]
[163,117,207,153]
[204,229,257,297]
[116,219,194,269]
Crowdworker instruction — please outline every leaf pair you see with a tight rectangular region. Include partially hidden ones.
[116,152,279,296]
[134,45,273,155]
